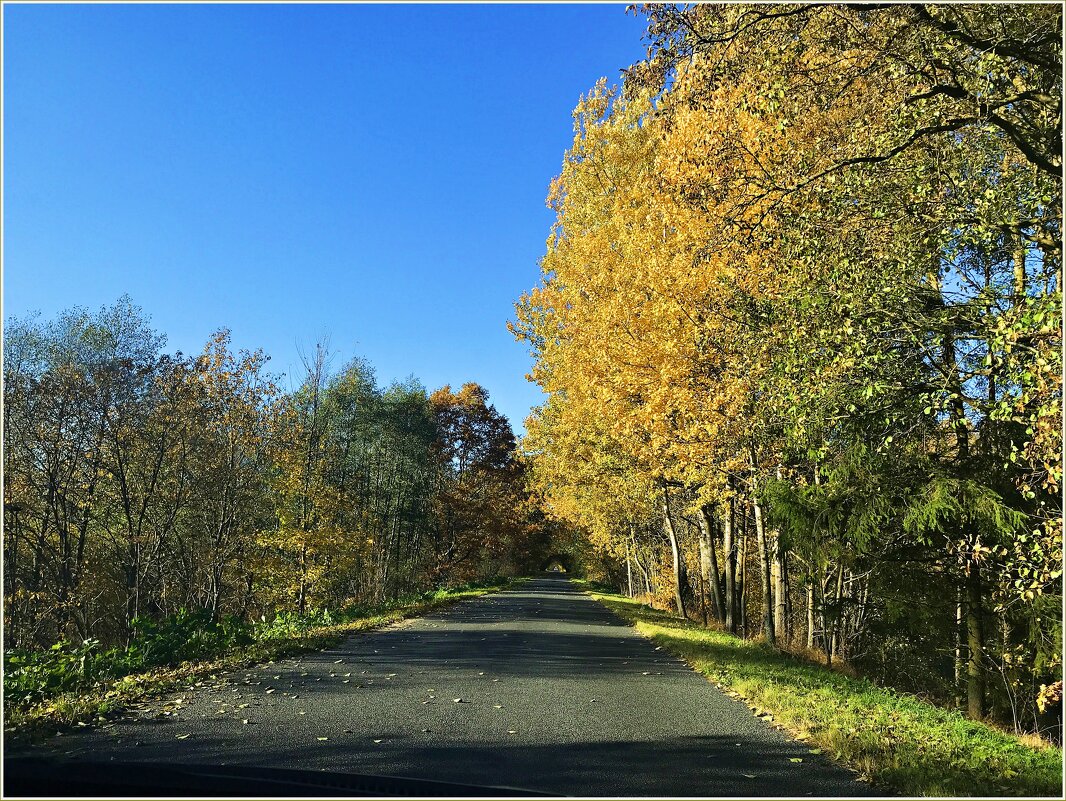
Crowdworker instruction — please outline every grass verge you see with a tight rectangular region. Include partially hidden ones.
[581,583,1062,797]
[5,577,523,741]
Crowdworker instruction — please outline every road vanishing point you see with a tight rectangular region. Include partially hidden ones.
[6,576,881,797]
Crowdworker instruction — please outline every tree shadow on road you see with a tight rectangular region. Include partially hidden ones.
[16,731,881,797]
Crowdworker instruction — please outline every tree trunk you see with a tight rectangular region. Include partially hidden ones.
[662,489,687,619]
[771,467,789,644]
[738,506,748,637]
[697,555,708,625]
[930,264,985,715]
[630,528,652,596]
[967,561,986,719]
[625,539,633,598]
[829,561,845,663]
[752,494,776,645]
[773,538,788,645]
[723,493,737,634]
[955,584,965,709]
[806,580,815,649]
[697,505,726,624]
[820,568,832,665]
[297,544,309,614]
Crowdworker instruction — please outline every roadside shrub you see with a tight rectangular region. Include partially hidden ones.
[4,640,105,707]
[4,577,515,714]
[253,608,335,640]
[130,610,255,664]
[4,609,254,709]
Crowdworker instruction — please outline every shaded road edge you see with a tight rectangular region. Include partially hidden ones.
[576,582,894,798]
[5,576,531,746]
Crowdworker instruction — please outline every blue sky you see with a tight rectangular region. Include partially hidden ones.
[3,3,648,431]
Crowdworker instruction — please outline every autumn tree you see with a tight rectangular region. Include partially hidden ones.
[515,1,1061,730]
[3,298,167,645]
[428,383,527,584]
[178,330,279,619]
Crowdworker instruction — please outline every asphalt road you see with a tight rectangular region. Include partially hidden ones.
[7,576,880,796]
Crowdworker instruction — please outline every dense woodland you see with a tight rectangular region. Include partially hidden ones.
[513,3,1062,736]
[4,299,546,654]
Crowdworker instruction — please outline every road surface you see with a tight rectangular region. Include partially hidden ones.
[6,576,880,796]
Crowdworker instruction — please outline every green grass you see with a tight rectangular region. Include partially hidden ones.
[582,584,1062,797]
[5,577,523,740]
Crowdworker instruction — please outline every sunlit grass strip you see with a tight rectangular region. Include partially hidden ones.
[5,578,523,740]
[584,585,1062,797]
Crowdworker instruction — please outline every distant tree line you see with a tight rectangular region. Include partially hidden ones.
[4,297,545,650]
[513,3,1061,736]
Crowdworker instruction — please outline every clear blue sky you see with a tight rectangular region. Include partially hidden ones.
[3,3,648,432]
